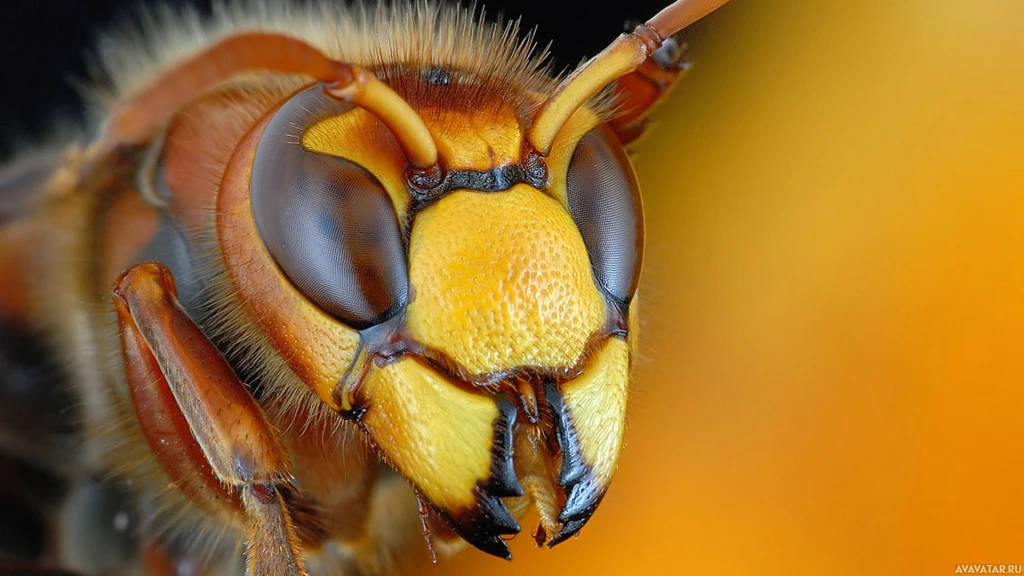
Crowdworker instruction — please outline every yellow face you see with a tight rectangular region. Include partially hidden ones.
[218,72,643,558]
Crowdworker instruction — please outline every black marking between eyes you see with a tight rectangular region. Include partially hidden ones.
[400,163,548,241]
[407,164,546,209]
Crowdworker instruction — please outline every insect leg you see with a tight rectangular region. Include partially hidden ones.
[111,261,306,576]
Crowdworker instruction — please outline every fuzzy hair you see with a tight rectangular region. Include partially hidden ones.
[78,0,622,438]
[27,2,627,570]
[83,0,571,126]
[73,3,577,566]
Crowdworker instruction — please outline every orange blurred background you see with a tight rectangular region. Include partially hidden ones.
[433,0,1024,574]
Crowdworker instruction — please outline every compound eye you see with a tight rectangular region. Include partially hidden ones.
[251,87,407,329]
[565,126,644,304]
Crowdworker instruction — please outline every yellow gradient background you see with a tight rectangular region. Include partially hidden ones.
[427,0,1024,574]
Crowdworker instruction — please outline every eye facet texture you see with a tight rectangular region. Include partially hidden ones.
[251,87,408,329]
[565,127,644,304]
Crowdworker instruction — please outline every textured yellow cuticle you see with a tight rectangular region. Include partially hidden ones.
[360,359,497,510]
[561,338,631,486]
[404,184,606,376]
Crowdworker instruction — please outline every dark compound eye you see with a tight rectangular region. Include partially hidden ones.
[251,86,408,329]
[565,126,645,304]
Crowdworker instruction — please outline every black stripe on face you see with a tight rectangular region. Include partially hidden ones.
[405,161,548,219]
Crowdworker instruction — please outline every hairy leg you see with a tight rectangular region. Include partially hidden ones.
[113,262,308,576]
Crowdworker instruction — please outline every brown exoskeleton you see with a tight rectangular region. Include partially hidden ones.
[0,0,730,574]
